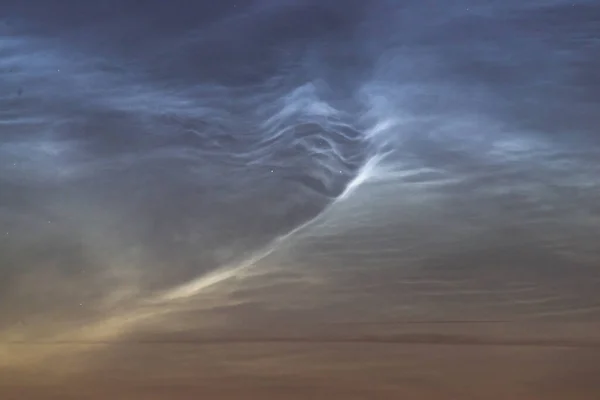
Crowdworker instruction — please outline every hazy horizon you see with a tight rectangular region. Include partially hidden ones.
[1,1,599,398]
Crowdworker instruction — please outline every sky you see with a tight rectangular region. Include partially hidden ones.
[1,1,600,398]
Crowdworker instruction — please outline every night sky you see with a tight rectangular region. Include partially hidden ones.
[1,1,600,398]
